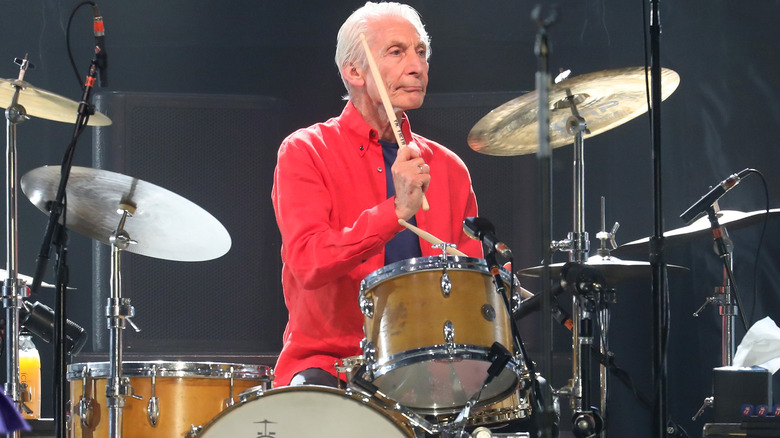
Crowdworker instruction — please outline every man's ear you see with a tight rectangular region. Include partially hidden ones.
[343,62,366,88]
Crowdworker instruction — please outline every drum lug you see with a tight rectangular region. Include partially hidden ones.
[224,366,236,408]
[147,365,159,427]
[360,338,376,369]
[443,320,455,353]
[78,397,95,429]
[440,271,452,297]
[78,364,95,429]
[358,288,374,318]
[185,424,203,438]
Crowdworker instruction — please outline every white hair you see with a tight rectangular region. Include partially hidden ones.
[335,2,431,97]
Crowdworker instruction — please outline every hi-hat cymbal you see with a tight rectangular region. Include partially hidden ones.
[21,166,231,262]
[0,268,56,288]
[1,78,111,126]
[612,208,780,259]
[467,67,680,156]
[518,255,688,285]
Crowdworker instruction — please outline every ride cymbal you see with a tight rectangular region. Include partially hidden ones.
[467,67,680,156]
[21,166,231,262]
[518,255,688,285]
[1,78,111,126]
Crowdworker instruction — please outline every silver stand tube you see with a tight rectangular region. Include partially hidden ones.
[4,57,32,438]
[106,207,140,438]
[720,260,736,366]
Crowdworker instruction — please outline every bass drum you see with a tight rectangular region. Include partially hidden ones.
[195,385,419,437]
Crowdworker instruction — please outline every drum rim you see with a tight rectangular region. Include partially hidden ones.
[195,385,416,437]
[360,255,513,291]
[366,345,520,413]
[66,360,273,380]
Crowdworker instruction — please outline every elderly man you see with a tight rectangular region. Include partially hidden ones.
[271,1,482,387]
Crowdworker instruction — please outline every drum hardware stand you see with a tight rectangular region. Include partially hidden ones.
[532,6,559,437]
[4,54,33,438]
[547,84,608,437]
[28,56,98,438]
[691,205,748,422]
[106,204,142,438]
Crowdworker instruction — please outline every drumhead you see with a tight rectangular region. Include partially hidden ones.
[66,361,272,380]
[361,256,513,291]
[197,385,415,437]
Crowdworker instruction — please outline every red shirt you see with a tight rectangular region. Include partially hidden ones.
[271,101,483,386]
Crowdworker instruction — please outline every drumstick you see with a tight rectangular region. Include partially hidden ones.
[398,219,534,299]
[360,33,430,211]
[398,218,467,256]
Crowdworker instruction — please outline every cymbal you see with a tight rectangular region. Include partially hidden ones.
[613,208,780,258]
[21,166,231,262]
[517,255,688,285]
[467,67,680,156]
[1,78,111,126]
[0,269,55,288]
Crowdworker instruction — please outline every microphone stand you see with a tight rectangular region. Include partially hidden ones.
[706,206,748,360]
[30,59,97,438]
[532,5,558,437]
[648,0,669,436]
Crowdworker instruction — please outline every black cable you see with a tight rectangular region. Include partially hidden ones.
[66,1,97,91]
[745,169,770,325]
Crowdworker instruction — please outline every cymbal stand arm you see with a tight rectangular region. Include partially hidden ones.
[3,55,32,438]
[106,208,140,438]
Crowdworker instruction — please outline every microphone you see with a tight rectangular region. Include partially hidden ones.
[93,4,108,87]
[463,217,512,258]
[20,300,88,355]
[680,169,751,224]
[513,262,605,320]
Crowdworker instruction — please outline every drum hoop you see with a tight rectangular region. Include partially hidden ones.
[66,360,273,380]
[367,344,520,381]
[360,256,513,291]
[197,385,416,437]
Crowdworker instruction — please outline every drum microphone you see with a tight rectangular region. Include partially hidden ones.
[93,4,107,87]
[463,217,512,258]
[680,168,752,224]
[20,300,88,355]
[513,262,605,320]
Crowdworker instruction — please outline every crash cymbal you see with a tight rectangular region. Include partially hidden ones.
[1,78,111,126]
[612,208,780,259]
[21,166,231,262]
[518,255,688,285]
[467,67,680,156]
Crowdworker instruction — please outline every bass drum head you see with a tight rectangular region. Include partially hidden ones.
[198,385,416,437]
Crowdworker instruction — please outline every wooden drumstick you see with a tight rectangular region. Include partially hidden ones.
[398,219,466,256]
[360,33,430,211]
[398,219,534,299]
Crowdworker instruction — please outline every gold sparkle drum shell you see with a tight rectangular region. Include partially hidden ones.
[67,361,272,438]
[359,255,521,415]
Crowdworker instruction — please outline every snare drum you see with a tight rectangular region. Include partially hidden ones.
[193,385,418,437]
[359,255,521,414]
[67,361,272,438]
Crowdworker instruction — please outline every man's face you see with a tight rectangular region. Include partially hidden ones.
[363,16,429,112]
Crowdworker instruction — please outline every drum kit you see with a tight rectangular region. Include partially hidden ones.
[0,48,775,438]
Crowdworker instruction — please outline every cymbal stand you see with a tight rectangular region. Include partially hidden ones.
[550,93,608,436]
[106,204,141,438]
[4,55,33,438]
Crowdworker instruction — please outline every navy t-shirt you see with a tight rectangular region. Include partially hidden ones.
[380,139,422,265]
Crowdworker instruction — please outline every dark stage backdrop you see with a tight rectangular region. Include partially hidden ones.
[0,1,778,437]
